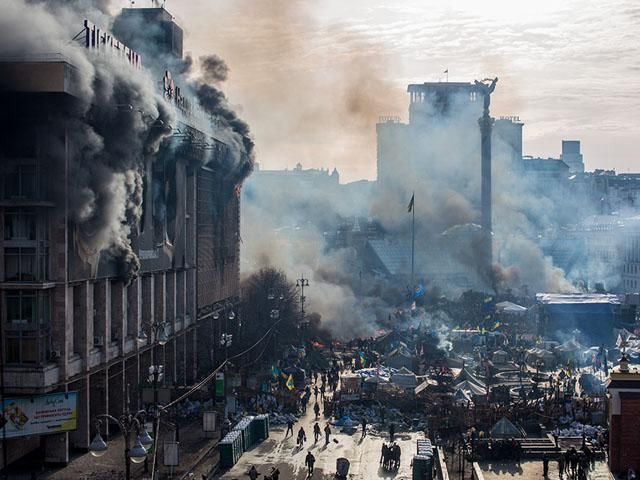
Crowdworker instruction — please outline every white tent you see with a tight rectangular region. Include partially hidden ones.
[495,301,528,315]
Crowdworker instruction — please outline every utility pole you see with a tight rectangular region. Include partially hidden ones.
[296,276,310,343]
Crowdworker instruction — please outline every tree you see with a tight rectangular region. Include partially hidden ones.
[237,268,299,361]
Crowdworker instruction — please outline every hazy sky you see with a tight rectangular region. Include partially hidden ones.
[115,0,639,182]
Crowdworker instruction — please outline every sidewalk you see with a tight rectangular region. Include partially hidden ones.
[39,418,220,480]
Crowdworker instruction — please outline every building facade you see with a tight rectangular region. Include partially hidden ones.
[0,9,242,468]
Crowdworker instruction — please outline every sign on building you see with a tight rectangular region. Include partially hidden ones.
[0,392,78,439]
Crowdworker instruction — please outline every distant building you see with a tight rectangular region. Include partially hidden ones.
[251,162,339,188]
[494,117,524,171]
[522,156,570,181]
[561,140,584,173]
[376,82,522,191]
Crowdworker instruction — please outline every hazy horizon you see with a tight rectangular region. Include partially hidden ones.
[111,0,640,183]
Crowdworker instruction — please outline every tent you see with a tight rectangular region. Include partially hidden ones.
[526,348,555,368]
[453,388,474,405]
[491,416,524,438]
[391,367,418,389]
[496,301,528,314]
[492,350,509,364]
[454,365,486,390]
[384,346,414,371]
[455,380,486,397]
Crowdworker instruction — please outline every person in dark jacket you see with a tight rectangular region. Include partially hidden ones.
[305,451,316,476]
[324,424,332,446]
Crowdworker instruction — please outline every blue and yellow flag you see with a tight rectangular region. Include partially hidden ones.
[286,374,295,391]
[359,352,366,367]
[271,365,280,379]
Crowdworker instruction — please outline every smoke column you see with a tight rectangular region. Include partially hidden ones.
[0,0,254,282]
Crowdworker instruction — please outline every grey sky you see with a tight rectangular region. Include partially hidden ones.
[116,0,639,182]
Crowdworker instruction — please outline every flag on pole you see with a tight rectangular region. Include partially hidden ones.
[286,374,295,391]
[408,193,414,213]
[359,352,366,367]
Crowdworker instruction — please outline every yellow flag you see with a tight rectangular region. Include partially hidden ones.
[286,374,295,391]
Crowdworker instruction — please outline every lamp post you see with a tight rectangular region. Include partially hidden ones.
[295,276,310,344]
[212,301,236,407]
[89,386,152,480]
[137,320,169,476]
[268,290,285,360]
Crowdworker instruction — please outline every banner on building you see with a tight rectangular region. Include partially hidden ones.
[0,392,78,439]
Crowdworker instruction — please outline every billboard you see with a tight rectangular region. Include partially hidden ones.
[0,392,78,439]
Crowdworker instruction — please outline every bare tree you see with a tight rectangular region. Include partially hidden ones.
[237,268,299,361]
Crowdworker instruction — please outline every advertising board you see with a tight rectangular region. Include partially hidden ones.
[0,392,78,439]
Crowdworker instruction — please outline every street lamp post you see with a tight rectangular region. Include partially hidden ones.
[212,301,236,409]
[89,386,153,480]
[268,290,284,360]
[295,276,310,344]
[137,320,169,476]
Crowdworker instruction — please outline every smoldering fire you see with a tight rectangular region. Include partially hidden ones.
[0,0,254,282]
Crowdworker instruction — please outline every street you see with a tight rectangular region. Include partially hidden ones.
[217,383,426,479]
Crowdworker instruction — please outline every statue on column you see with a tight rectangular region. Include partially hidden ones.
[474,77,498,116]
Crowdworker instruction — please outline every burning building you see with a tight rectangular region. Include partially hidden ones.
[0,4,251,468]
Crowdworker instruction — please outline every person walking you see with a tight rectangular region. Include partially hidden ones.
[313,422,321,443]
[324,423,332,446]
[380,443,387,466]
[389,423,395,442]
[268,466,280,480]
[361,417,367,439]
[249,465,259,480]
[305,451,316,476]
[285,418,295,437]
[543,453,550,477]
[314,385,319,402]
[558,454,565,479]
[320,383,326,401]
[314,402,320,420]
[297,427,307,448]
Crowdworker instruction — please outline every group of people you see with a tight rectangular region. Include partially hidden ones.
[286,420,333,447]
[248,465,280,480]
[556,446,594,480]
[380,442,402,471]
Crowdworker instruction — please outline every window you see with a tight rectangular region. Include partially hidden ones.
[5,164,36,199]
[4,209,36,240]
[6,290,49,326]
[0,126,37,159]
[5,333,39,364]
[3,290,50,365]
[5,247,36,281]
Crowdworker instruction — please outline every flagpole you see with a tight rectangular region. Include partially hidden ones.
[411,191,415,289]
